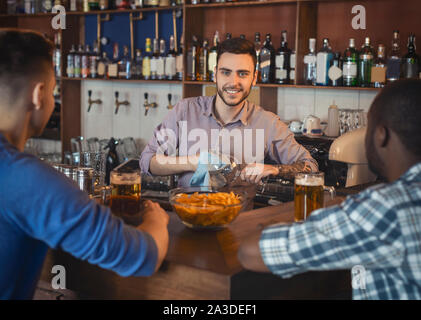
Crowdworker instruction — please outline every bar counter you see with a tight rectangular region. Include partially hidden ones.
[39,195,353,300]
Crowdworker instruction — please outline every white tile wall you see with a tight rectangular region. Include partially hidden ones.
[80,81,183,152]
[80,82,379,152]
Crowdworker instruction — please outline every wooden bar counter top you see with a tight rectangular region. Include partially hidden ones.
[40,197,351,300]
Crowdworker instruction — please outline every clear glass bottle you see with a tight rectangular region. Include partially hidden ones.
[208,31,219,82]
[81,45,90,79]
[156,39,166,80]
[386,30,401,83]
[108,43,119,79]
[371,44,387,88]
[74,44,82,78]
[260,33,276,83]
[66,44,75,78]
[89,41,99,78]
[97,52,110,79]
[316,38,334,86]
[165,36,176,80]
[254,32,262,83]
[198,39,209,81]
[303,38,317,85]
[118,45,131,79]
[142,38,152,80]
[275,30,291,84]
[401,34,420,79]
[53,32,61,77]
[328,52,343,87]
[150,38,159,80]
[342,38,359,87]
[133,49,143,79]
[358,37,374,87]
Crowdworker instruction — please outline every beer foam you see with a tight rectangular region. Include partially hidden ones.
[110,172,141,185]
[295,176,324,186]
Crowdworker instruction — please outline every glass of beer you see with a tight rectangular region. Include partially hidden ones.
[109,170,142,225]
[294,172,324,223]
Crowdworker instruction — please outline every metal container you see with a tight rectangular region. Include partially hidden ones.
[76,167,94,194]
[61,165,78,184]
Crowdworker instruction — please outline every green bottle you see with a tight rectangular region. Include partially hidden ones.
[342,38,359,87]
[358,37,374,87]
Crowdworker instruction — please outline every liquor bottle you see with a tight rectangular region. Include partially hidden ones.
[328,52,343,86]
[175,34,184,81]
[97,52,110,79]
[342,38,359,87]
[165,36,176,80]
[290,50,296,83]
[66,45,76,78]
[108,43,119,79]
[150,38,159,80]
[144,0,159,7]
[69,0,79,11]
[260,33,276,83]
[386,31,401,83]
[208,31,219,82]
[303,38,317,85]
[133,49,143,79]
[89,41,99,78]
[81,45,90,79]
[116,0,131,9]
[316,38,334,86]
[187,35,199,81]
[275,30,291,84]
[254,32,262,83]
[157,39,166,80]
[142,38,152,80]
[74,44,82,78]
[53,33,61,78]
[99,0,109,10]
[134,0,143,8]
[198,39,209,81]
[358,37,374,87]
[118,45,131,79]
[401,34,420,79]
[371,44,387,88]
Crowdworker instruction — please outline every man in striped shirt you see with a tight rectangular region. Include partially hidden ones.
[238,79,421,299]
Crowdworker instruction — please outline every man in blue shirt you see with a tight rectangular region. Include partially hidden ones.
[0,29,169,299]
[238,79,421,299]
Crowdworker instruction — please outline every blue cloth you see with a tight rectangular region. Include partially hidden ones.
[189,151,228,187]
[0,134,158,299]
[260,162,421,300]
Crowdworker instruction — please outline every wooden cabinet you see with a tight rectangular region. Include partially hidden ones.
[1,0,420,154]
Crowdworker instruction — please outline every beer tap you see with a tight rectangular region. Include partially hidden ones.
[87,90,102,112]
[167,93,174,110]
[114,91,130,115]
[143,92,157,116]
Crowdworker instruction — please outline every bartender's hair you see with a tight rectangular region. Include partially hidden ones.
[217,37,257,69]
[0,29,53,106]
[369,79,421,156]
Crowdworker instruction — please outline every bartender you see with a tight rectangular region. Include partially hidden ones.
[140,38,318,186]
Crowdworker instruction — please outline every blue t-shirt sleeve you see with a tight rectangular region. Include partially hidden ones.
[3,154,158,277]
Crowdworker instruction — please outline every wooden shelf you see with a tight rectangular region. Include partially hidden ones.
[0,5,182,17]
[60,77,182,84]
[183,80,381,91]
[185,0,297,9]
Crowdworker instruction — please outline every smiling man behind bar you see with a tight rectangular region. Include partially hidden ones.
[0,29,169,299]
[239,79,421,300]
[140,38,317,186]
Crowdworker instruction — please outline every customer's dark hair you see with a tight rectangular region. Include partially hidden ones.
[0,29,53,104]
[369,79,421,156]
[217,37,257,69]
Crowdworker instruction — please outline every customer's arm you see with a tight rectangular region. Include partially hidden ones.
[238,188,404,278]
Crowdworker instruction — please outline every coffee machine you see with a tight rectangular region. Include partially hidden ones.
[329,127,377,187]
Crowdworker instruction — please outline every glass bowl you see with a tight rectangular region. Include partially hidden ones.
[169,187,247,230]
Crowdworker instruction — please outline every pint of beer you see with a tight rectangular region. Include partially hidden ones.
[294,172,324,222]
[109,170,141,217]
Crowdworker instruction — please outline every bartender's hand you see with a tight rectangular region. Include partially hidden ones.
[137,200,169,272]
[240,163,279,185]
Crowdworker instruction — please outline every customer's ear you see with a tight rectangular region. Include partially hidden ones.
[31,82,45,111]
[376,125,389,149]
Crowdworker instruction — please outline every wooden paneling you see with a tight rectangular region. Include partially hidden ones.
[61,80,81,154]
[259,86,278,114]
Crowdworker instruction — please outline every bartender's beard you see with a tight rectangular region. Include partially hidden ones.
[216,84,251,107]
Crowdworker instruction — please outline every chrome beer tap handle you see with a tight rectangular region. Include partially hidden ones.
[114,91,130,115]
[87,90,102,112]
[167,93,174,110]
[144,92,157,116]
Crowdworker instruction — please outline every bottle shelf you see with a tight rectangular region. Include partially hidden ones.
[185,0,297,9]
[60,77,183,84]
[183,80,381,91]
[0,5,183,17]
